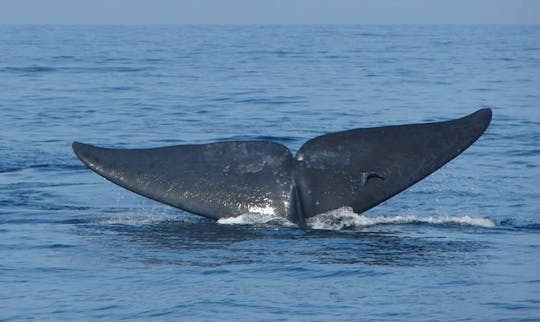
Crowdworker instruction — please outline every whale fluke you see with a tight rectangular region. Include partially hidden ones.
[73,108,492,225]
[72,141,296,220]
[294,108,492,217]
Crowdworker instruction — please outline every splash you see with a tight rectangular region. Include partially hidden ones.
[307,207,496,230]
[216,206,495,230]
[89,207,495,230]
[217,212,295,227]
[93,214,179,225]
[247,205,276,215]
[88,209,206,225]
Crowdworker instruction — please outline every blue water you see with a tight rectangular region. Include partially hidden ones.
[1,25,539,321]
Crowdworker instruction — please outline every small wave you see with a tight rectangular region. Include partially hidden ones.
[498,218,540,230]
[1,66,56,73]
[0,163,84,174]
[307,207,496,230]
[0,66,148,74]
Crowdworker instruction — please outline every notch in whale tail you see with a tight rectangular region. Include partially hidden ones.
[73,108,492,224]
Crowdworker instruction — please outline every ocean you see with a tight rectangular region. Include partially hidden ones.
[0,25,539,321]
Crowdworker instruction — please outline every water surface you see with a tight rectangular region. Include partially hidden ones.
[1,25,539,321]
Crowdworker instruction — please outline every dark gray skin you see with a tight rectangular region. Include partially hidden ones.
[73,108,492,226]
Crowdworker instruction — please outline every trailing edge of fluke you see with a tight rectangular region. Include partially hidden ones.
[73,108,492,226]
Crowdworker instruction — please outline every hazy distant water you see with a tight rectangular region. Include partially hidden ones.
[1,25,539,321]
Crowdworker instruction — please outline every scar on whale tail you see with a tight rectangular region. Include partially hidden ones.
[73,108,492,226]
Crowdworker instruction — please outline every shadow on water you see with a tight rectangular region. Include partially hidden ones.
[303,229,486,267]
[71,216,488,268]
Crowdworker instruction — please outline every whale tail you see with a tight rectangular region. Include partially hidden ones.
[73,108,492,225]
[294,108,492,217]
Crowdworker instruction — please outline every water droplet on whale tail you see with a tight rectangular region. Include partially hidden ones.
[73,108,492,224]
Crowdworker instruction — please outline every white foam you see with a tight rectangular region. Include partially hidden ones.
[217,212,295,227]
[92,206,495,230]
[306,207,496,230]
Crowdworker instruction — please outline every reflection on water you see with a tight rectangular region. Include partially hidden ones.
[74,215,488,268]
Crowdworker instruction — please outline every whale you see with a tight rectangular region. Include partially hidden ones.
[72,108,492,226]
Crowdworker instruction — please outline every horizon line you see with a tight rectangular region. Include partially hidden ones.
[2,22,539,26]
